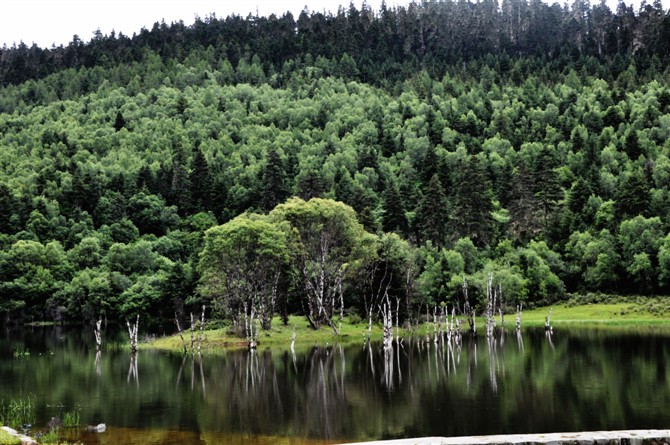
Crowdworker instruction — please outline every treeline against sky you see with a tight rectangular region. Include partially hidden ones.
[0,0,670,325]
[1,0,669,88]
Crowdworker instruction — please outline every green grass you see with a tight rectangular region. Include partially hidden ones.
[519,299,670,329]
[146,298,670,353]
[147,315,384,353]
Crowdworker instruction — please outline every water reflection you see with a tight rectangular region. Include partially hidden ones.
[2,327,670,444]
[127,352,138,386]
[175,353,206,395]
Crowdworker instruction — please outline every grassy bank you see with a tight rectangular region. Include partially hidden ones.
[146,315,385,353]
[521,294,670,325]
[146,297,670,353]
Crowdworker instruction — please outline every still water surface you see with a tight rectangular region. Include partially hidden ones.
[1,326,670,444]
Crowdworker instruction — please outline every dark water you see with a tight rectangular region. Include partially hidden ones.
[1,326,670,444]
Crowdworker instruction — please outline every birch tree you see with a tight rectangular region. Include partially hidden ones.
[270,197,370,334]
[198,213,289,331]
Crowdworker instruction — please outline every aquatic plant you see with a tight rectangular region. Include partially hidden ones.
[11,348,30,359]
[61,407,80,428]
[0,397,36,430]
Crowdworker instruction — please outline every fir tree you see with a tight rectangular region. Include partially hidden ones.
[416,174,449,247]
[261,148,289,211]
[451,156,494,247]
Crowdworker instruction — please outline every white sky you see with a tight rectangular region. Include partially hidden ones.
[0,0,403,48]
[1,0,667,49]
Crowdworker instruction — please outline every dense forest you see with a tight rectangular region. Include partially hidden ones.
[1,0,670,330]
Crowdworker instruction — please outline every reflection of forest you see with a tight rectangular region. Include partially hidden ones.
[2,327,670,444]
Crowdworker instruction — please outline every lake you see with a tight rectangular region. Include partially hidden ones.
[1,325,670,444]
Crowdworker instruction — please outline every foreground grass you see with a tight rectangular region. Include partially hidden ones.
[147,297,670,353]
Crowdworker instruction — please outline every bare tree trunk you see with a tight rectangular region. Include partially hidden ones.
[545,306,553,332]
[175,313,187,354]
[380,298,393,351]
[245,303,258,350]
[197,305,206,353]
[463,276,476,336]
[126,315,139,353]
[485,273,495,339]
[338,268,344,334]
[94,318,102,351]
[190,312,196,352]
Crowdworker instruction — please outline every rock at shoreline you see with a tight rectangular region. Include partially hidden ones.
[86,423,106,433]
[1,426,38,445]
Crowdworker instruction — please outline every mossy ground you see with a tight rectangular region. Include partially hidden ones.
[0,429,21,445]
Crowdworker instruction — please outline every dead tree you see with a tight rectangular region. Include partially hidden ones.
[126,315,139,353]
[394,296,401,344]
[175,313,188,354]
[497,285,504,328]
[380,296,394,351]
[197,305,206,353]
[94,318,103,351]
[485,273,496,339]
[515,304,523,333]
[463,276,476,336]
[244,303,258,350]
[545,307,553,332]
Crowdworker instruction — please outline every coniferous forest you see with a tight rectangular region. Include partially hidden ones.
[1,0,670,329]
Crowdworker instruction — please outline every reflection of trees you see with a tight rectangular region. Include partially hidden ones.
[175,353,206,395]
[197,346,351,439]
[127,352,138,386]
[4,327,670,442]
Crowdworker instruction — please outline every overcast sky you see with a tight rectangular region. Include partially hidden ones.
[1,0,402,48]
[2,0,667,49]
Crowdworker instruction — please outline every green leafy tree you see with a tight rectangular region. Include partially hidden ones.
[52,268,112,320]
[618,216,663,291]
[270,197,371,333]
[198,213,289,330]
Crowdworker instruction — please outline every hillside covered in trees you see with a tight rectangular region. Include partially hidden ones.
[1,0,670,328]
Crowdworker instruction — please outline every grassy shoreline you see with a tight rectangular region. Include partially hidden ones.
[145,298,670,353]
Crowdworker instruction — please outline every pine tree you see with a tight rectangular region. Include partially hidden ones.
[382,182,408,235]
[113,111,126,132]
[0,183,16,233]
[189,148,213,212]
[615,169,651,219]
[507,163,542,242]
[451,156,494,247]
[297,169,324,201]
[171,141,191,215]
[533,146,563,230]
[261,148,289,211]
[416,174,449,247]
